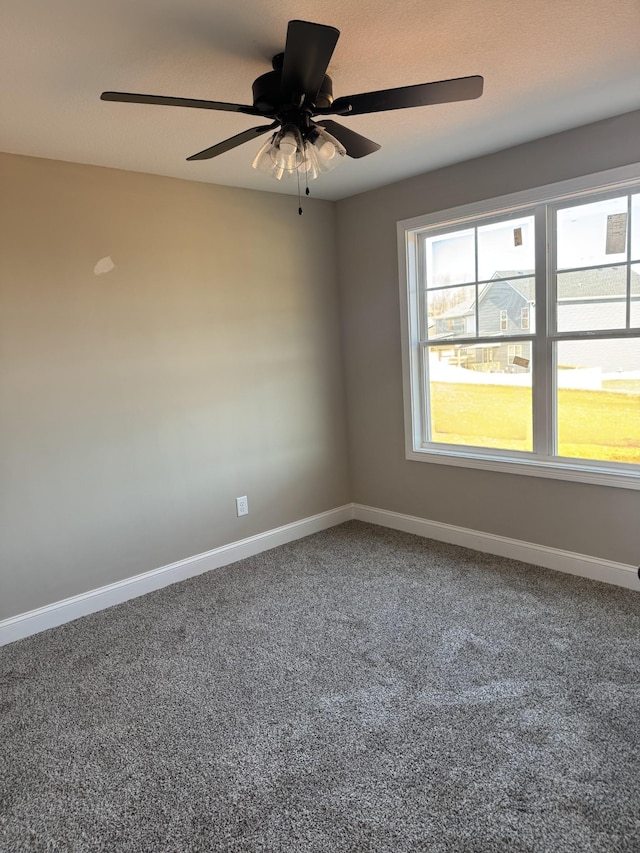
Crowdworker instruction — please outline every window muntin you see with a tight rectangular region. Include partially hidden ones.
[632,194,640,259]
[422,214,536,347]
[420,211,536,454]
[400,168,640,488]
[632,264,640,326]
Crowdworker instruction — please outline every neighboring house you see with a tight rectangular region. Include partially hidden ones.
[433,268,640,373]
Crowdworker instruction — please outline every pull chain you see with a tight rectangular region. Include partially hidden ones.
[297,167,303,216]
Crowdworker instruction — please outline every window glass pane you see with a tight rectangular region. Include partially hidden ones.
[477,215,535,281]
[425,229,475,289]
[632,194,640,261]
[557,196,628,270]
[426,285,475,339]
[556,267,626,332]
[427,344,532,451]
[477,277,535,337]
[556,339,640,465]
[632,264,640,327]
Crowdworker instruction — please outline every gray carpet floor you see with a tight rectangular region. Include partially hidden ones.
[1,521,639,852]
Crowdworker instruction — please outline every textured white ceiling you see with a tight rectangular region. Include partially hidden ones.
[2,0,640,201]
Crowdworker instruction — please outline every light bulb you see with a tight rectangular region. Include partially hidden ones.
[253,125,335,182]
[300,143,319,180]
[311,128,346,173]
[271,128,303,172]
[278,133,297,157]
[317,140,336,162]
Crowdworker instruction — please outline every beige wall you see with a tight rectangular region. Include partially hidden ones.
[3,110,640,622]
[336,109,640,566]
[0,153,349,619]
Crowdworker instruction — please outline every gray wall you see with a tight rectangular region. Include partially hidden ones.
[0,153,349,619]
[3,110,640,622]
[336,109,640,566]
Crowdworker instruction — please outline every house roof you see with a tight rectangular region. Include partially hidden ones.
[556,267,639,299]
[492,271,534,301]
[435,272,532,318]
[435,267,640,319]
[493,267,640,300]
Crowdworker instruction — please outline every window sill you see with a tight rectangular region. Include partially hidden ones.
[407,445,640,490]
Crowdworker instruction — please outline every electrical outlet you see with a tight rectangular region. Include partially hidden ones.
[236,496,248,517]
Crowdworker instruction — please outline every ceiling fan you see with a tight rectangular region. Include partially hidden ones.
[102,19,483,182]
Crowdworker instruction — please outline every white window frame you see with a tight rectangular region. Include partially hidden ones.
[397,163,640,491]
[521,306,530,330]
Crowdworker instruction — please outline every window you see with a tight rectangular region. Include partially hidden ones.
[398,164,640,489]
[507,344,523,363]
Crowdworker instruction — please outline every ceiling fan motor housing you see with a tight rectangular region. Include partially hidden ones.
[252,64,334,115]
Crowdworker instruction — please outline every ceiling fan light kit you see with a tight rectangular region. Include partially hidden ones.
[252,124,346,181]
[101,19,483,187]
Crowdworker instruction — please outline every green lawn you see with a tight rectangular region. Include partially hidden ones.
[430,382,640,464]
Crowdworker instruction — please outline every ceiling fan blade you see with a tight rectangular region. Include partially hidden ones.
[186,122,278,161]
[101,91,263,116]
[325,75,484,117]
[316,120,381,159]
[281,20,340,102]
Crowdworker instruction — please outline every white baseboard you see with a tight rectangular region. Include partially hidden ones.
[3,502,637,647]
[0,505,353,647]
[353,504,640,591]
